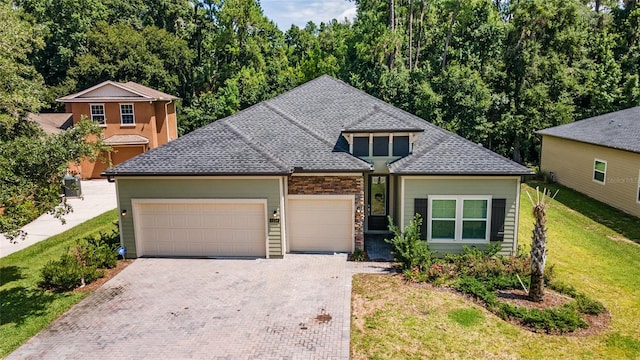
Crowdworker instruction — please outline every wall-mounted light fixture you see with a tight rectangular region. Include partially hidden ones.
[121,209,127,217]
[272,208,280,219]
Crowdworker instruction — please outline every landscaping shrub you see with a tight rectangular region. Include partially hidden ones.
[83,230,119,269]
[574,294,606,315]
[454,276,497,305]
[39,226,119,291]
[39,254,103,291]
[350,248,368,262]
[386,215,435,271]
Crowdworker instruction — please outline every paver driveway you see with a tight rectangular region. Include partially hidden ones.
[8,254,389,360]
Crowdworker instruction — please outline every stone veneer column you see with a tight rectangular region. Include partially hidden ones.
[287,176,365,250]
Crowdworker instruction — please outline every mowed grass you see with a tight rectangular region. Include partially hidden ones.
[0,210,118,358]
[351,183,640,359]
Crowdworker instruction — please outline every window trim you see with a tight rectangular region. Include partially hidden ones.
[120,103,136,126]
[427,195,492,244]
[372,136,389,156]
[90,103,106,127]
[593,159,607,185]
[352,136,370,157]
[637,170,640,204]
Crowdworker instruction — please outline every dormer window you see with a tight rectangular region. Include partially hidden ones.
[393,136,409,157]
[373,136,389,156]
[344,133,417,158]
[353,137,369,157]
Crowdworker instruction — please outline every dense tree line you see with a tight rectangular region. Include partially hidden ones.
[6,0,639,163]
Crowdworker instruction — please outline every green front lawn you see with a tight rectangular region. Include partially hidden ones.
[351,183,640,359]
[0,209,118,357]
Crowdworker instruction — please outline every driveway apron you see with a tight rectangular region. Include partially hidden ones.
[7,254,356,360]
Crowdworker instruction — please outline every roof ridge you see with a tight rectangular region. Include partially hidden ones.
[222,120,291,173]
[262,101,335,147]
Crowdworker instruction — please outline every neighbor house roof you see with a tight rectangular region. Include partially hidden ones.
[104,75,530,176]
[104,134,149,146]
[28,113,73,135]
[56,81,179,103]
[537,106,640,154]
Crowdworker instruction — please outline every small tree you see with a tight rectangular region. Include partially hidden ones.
[527,187,558,302]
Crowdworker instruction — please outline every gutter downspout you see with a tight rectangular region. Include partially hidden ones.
[164,100,173,142]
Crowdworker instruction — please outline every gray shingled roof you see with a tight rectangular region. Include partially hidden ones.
[342,105,424,132]
[537,106,640,154]
[104,75,530,176]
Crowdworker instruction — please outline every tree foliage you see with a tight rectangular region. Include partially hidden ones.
[11,0,637,160]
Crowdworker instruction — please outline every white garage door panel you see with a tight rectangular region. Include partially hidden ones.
[288,197,353,252]
[135,201,266,257]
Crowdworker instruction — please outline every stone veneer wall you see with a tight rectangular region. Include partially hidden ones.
[287,176,365,250]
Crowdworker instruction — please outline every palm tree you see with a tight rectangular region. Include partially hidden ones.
[528,187,558,302]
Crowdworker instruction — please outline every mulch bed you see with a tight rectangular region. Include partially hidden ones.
[409,279,610,336]
[73,259,133,293]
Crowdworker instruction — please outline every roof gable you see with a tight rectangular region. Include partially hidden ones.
[104,75,531,177]
[537,106,640,154]
[57,81,178,103]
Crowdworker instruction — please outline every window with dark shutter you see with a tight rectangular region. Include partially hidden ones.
[490,198,506,241]
[414,198,428,240]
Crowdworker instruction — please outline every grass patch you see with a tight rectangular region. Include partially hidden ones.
[0,209,118,358]
[351,184,640,359]
[447,308,484,327]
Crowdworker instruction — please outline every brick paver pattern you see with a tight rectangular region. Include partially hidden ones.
[8,254,393,360]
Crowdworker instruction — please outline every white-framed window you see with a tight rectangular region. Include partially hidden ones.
[428,195,491,243]
[120,104,135,125]
[90,104,106,126]
[637,170,640,204]
[593,159,607,184]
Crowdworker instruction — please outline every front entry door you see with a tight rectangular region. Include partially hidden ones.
[368,175,389,231]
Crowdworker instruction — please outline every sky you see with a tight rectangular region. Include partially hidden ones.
[260,0,357,30]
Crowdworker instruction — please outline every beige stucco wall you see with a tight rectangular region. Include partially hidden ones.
[540,135,640,218]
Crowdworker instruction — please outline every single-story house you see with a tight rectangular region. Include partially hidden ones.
[104,76,531,259]
[538,106,640,218]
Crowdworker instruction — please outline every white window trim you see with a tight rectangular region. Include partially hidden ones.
[637,170,640,204]
[90,103,106,127]
[427,195,492,244]
[593,158,607,185]
[120,103,135,126]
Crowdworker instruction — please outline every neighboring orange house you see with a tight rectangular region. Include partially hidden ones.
[57,81,179,179]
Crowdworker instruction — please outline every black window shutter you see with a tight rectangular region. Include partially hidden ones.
[414,198,428,240]
[490,198,506,241]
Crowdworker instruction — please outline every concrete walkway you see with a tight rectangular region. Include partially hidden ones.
[0,180,116,258]
[6,255,394,360]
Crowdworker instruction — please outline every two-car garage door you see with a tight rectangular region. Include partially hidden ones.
[133,200,266,257]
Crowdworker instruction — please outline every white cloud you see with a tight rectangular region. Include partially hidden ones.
[261,0,357,30]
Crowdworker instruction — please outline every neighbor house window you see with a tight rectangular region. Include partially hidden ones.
[593,159,607,184]
[429,196,490,242]
[373,136,389,156]
[392,136,410,156]
[637,170,640,204]
[120,104,135,125]
[353,137,369,157]
[90,104,106,126]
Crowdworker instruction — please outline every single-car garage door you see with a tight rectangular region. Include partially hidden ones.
[288,195,353,253]
[133,199,267,257]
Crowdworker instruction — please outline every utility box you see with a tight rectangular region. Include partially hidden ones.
[63,175,82,197]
